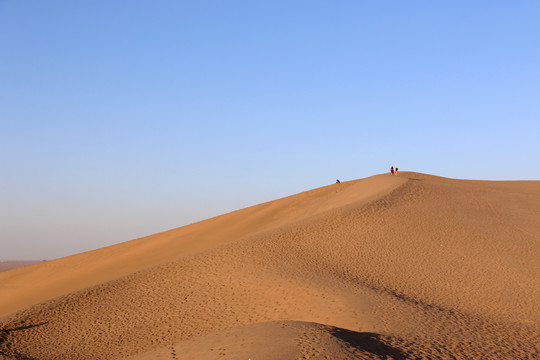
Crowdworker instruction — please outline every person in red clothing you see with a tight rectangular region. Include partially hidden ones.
[390,166,395,175]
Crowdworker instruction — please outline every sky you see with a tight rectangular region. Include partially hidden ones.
[1,1,539,260]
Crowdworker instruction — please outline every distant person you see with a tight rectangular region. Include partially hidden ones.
[390,166,394,175]
[395,167,398,175]
[336,179,341,184]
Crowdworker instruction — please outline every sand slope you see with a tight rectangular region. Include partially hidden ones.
[1,172,539,359]
[123,321,411,360]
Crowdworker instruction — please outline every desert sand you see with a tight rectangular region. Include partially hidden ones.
[0,172,539,359]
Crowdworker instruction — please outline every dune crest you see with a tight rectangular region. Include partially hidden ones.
[1,172,539,359]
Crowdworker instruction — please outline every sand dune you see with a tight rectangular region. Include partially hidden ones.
[1,172,539,359]
[0,174,403,318]
[123,321,411,360]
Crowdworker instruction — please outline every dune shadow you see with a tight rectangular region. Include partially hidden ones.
[0,322,48,360]
[330,327,408,359]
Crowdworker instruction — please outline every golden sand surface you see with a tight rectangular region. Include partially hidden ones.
[0,172,538,359]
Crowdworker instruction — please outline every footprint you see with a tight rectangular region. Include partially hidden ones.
[169,345,177,359]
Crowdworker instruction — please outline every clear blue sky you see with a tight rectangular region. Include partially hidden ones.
[1,1,539,260]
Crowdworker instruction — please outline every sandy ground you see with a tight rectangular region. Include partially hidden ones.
[0,172,539,359]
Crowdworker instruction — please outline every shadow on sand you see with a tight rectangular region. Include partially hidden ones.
[0,322,48,360]
[330,327,408,359]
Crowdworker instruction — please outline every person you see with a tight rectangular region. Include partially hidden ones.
[395,167,398,176]
[336,179,341,184]
[390,166,394,175]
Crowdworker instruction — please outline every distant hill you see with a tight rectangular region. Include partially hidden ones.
[0,260,43,273]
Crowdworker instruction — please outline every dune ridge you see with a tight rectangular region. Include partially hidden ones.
[1,172,539,359]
